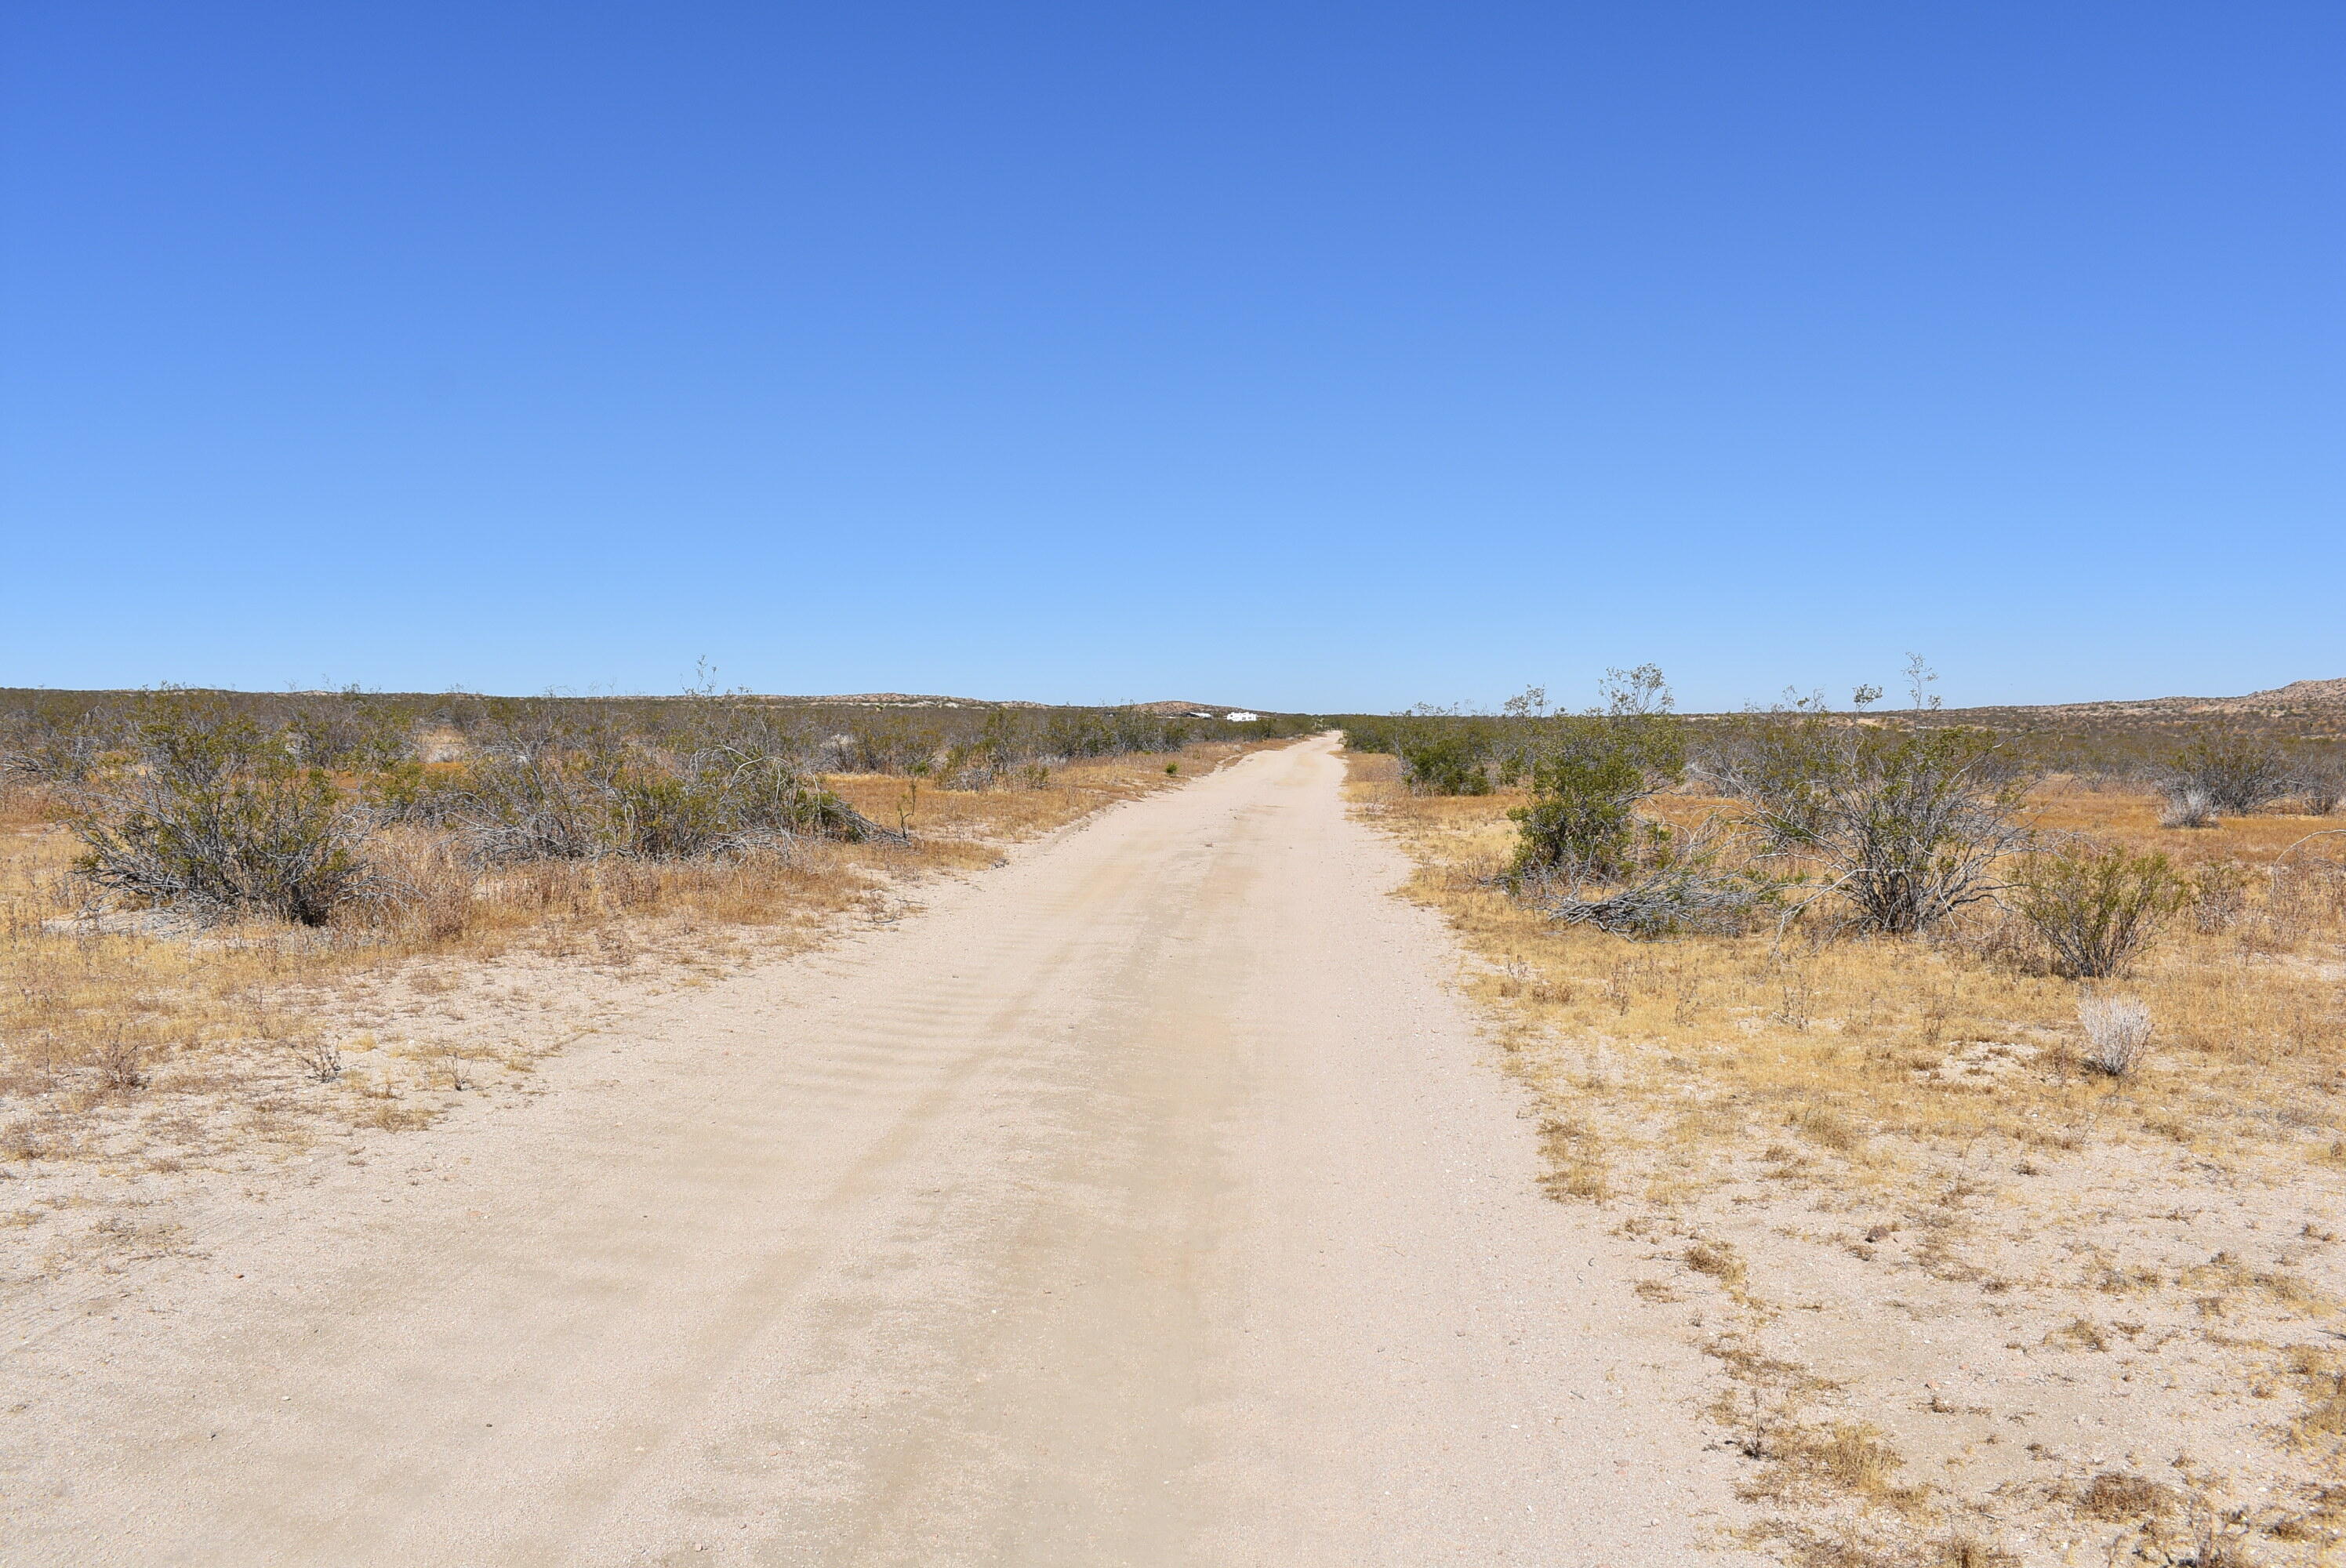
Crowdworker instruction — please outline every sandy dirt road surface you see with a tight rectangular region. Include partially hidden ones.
[2,737,1756,1566]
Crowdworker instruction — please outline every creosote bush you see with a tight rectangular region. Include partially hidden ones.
[1397,731,1491,796]
[1356,677,2049,943]
[444,735,890,864]
[2011,843,2186,978]
[65,696,371,925]
[1509,715,1684,880]
[2291,764,2343,817]
[1708,713,2031,935]
[2163,728,2291,821]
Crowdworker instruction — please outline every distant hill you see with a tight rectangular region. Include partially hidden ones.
[748,693,1258,715]
[1944,677,2346,722]
[757,692,1053,710]
[0,686,1276,719]
[2025,677,2346,717]
[1125,699,1247,717]
[1890,677,2346,757]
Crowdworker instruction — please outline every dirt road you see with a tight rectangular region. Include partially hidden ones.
[2,737,1753,1566]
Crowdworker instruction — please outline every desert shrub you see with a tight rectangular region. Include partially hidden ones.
[0,698,105,787]
[1510,760,1638,873]
[282,689,419,771]
[2010,844,2186,978]
[1335,715,1402,756]
[441,739,621,861]
[939,710,1026,789]
[941,747,1005,789]
[1509,714,1685,880]
[2290,763,2343,816]
[663,744,886,849]
[2077,995,2152,1076]
[801,699,1295,778]
[358,760,443,822]
[2164,728,2291,818]
[1705,713,2032,935]
[1345,710,1519,795]
[825,715,942,775]
[2188,862,2250,932]
[445,735,888,863]
[1398,731,1491,796]
[64,696,371,925]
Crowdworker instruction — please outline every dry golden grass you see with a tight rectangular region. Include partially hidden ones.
[1349,751,2346,1566]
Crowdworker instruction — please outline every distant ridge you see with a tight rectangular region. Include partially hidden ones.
[748,693,1256,714]
[763,692,1052,710]
[1955,676,2346,719]
[0,686,1276,715]
[1125,699,1244,716]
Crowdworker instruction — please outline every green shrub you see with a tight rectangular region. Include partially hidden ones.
[1509,716,1683,879]
[1399,732,1491,796]
[2012,844,2186,978]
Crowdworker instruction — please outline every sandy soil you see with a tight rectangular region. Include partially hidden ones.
[0,738,1760,1566]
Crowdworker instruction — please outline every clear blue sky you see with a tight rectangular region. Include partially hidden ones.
[4,3,2338,712]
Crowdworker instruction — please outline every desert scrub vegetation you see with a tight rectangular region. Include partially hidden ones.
[0,685,1299,1243]
[2009,845,2187,980]
[47,691,895,931]
[62,695,374,926]
[1343,680,2346,1566]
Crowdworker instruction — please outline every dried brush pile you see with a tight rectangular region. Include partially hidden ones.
[1528,820,1784,938]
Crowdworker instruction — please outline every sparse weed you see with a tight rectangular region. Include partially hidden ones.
[2077,1471,2174,1521]
[289,1037,344,1083]
[1686,1239,1748,1288]
[96,1037,147,1093]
